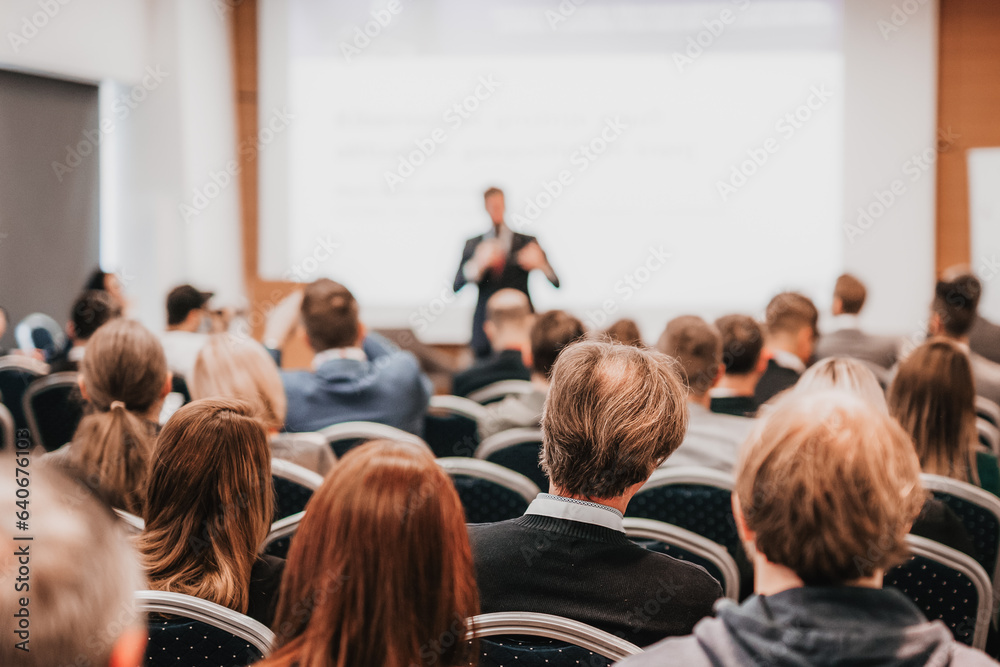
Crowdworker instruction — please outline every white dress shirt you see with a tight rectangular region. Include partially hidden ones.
[524,493,625,532]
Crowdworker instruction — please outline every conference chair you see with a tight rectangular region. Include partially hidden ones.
[467,379,535,405]
[270,432,336,476]
[319,420,429,458]
[23,372,84,452]
[978,397,1000,431]
[474,427,546,490]
[437,457,539,524]
[271,458,323,523]
[624,517,740,600]
[136,590,274,667]
[424,394,488,458]
[979,418,1000,456]
[262,510,304,559]
[0,356,49,434]
[884,535,993,650]
[468,611,642,667]
[14,312,67,362]
[0,402,14,451]
[113,508,145,535]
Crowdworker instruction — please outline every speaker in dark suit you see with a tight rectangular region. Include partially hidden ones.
[453,188,559,358]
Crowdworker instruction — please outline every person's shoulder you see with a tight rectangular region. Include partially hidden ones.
[616,634,714,667]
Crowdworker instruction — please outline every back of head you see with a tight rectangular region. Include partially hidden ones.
[300,279,359,352]
[70,318,169,513]
[0,457,146,667]
[485,288,532,332]
[765,292,818,337]
[888,338,978,482]
[166,284,212,327]
[191,333,288,431]
[530,310,586,377]
[139,398,272,615]
[793,357,887,413]
[715,314,763,376]
[834,274,867,314]
[265,440,478,667]
[736,390,924,585]
[542,340,688,498]
[932,270,982,337]
[84,267,109,292]
[70,289,122,341]
[656,315,721,396]
[602,318,644,347]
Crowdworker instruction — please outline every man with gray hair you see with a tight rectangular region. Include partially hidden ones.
[0,455,147,667]
[469,340,722,647]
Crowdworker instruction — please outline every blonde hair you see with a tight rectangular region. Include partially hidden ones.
[138,398,273,614]
[69,319,168,514]
[793,357,887,414]
[736,390,924,585]
[191,333,287,431]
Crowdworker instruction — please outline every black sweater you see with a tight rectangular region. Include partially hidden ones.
[468,514,723,648]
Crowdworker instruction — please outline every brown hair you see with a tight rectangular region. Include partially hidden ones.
[541,341,688,498]
[483,186,504,200]
[602,318,644,348]
[932,272,982,337]
[765,292,818,337]
[715,314,763,376]
[736,390,924,585]
[531,310,586,377]
[301,279,359,352]
[138,399,273,614]
[834,274,867,314]
[261,440,478,667]
[888,338,980,484]
[191,334,288,431]
[656,315,721,396]
[69,319,168,514]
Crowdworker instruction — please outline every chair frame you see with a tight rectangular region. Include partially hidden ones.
[623,517,740,600]
[135,590,275,656]
[429,394,490,422]
[0,402,14,450]
[114,508,145,534]
[977,396,1000,431]
[437,457,540,504]
[474,427,544,462]
[466,611,642,661]
[638,465,735,493]
[977,418,1000,457]
[261,510,305,555]
[898,534,993,650]
[271,458,325,491]
[318,421,429,450]
[0,355,50,376]
[467,380,535,405]
[22,371,80,451]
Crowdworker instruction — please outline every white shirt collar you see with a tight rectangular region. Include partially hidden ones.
[770,348,806,374]
[524,493,625,532]
[830,313,861,332]
[312,347,367,370]
[68,345,86,362]
[709,386,738,398]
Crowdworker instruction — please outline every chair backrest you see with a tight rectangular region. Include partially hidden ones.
[135,590,274,667]
[0,402,14,451]
[114,508,145,534]
[920,473,1000,604]
[977,396,1000,430]
[15,312,67,361]
[467,379,535,405]
[475,427,547,490]
[23,372,84,452]
[425,394,488,457]
[437,457,539,524]
[270,432,336,476]
[271,458,324,521]
[468,611,642,667]
[623,517,740,600]
[884,535,993,650]
[0,356,49,433]
[318,420,429,458]
[978,418,1000,456]
[261,510,304,559]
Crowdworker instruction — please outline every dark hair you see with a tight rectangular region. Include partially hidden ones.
[932,274,981,337]
[715,314,764,375]
[70,290,121,341]
[166,285,212,327]
[84,268,109,292]
[657,315,721,395]
[301,279,360,352]
[834,274,867,314]
[531,310,586,377]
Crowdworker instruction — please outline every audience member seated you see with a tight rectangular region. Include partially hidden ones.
[257,440,478,667]
[710,314,765,418]
[814,273,899,369]
[753,292,818,408]
[48,289,121,372]
[45,319,171,513]
[191,333,335,475]
[657,316,755,473]
[0,305,8,355]
[452,288,533,397]
[160,283,212,381]
[619,390,1000,667]
[889,338,1000,497]
[970,312,1000,366]
[928,270,1000,408]
[478,310,585,440]
[469,340,722,647]
[0,458,147,667]
[138,399,284,626]
[603,317,644,347]
[84,267,129,313]
[282,279,431,434]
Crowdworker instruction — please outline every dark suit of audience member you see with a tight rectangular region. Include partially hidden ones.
[711,315,765,418]
[752,293,818,409]
[970,315,1000,366]
[452,287,535,396]
[814,323,899,370]
[453,349,529,397]
[753,356,803,408]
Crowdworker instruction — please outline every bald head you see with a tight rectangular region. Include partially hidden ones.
[484,289,533,352]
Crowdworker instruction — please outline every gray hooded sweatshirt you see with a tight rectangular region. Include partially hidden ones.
[616,587,998,667]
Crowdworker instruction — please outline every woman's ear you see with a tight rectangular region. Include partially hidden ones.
[78,375,90,401]
[160,371,174,400]
[731,493,755,545]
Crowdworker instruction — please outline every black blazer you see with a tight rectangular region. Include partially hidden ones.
[452,349,530,397]
[753,359,800,409]
[453,230,559,358]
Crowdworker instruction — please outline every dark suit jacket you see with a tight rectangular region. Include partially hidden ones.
[753,359,800,408]
[452,349,530,397]
[814,328,899,369]
[970,315,1000,366]
[453,230,559,358]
